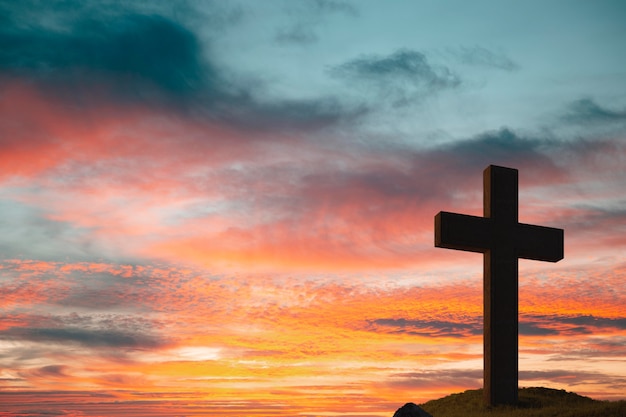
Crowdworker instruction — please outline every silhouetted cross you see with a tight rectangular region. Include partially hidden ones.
[434,165,563,406]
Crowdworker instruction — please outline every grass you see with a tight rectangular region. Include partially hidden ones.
[420,387,626,417]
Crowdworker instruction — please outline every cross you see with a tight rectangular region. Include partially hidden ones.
[434,165,563,406]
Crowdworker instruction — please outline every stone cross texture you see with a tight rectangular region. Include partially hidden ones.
[434,165,564,406]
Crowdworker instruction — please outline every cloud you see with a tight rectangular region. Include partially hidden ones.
[8,410,67,417]
[0,2,358,133]
[562,98,626,124]
[0,199,99,262]
[140,127,589,271]
[370,318,481,338]
[520,369,626,388]
[0,38,621,272]
[369,313,626,340]
[0,1,624,411]
[436,128,561,177]
[365,311,626,341]
[331,49,457,86]
[519,322,562,336]
[220,95,364,132]
[387,369,483,389]
[2,95,618,273]
[0,9,212,99]
[329,49,460,106]
[30,365,70,378]
[451,45,519,71]
[274,0,357,45]
[560,315,626,329]
[1,327,167,349]
[0,296,170,351]
[520,314,626,337]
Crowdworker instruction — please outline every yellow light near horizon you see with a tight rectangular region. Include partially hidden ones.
[174,346,222,361]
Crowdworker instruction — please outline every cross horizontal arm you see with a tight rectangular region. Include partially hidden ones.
[435,211,493,253]
[516,223,564,262]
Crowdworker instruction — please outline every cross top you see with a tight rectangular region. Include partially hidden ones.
[435,165,564,406]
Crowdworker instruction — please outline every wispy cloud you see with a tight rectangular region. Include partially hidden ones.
[329,49,460,106]
[449,45,520,71]
[562,98,626,124]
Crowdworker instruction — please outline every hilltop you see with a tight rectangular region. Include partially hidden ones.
[419,387,626,417]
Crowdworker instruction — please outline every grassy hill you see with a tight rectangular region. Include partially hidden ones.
[420,387,626,417]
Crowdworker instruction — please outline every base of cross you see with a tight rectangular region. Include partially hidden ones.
[435,165,564,406]
[485,381,518,406]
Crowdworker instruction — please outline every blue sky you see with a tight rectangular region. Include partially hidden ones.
[204,0,626,139]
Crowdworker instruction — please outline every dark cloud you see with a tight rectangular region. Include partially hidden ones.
[520,369,626,388]
[31,365,69,378]
[0,1,232,124]
[438,128,558,175]
[562,98,626,124]
[1,327,166,349]
[452,45,519,71]
[217,95,365,132]
[370,318,481,338]
[0,11,212,99]
[371,314,626,340]
[331,49,457,85]
[8,410,66,416]
[519,370,582,381]
[329,49,460,106]
[331,127,558,197]
[0,1,358,132]
[519,322,562,336]
[387,369,482,389]
[0,390,118,398]
[560,315,626,329]
[520,314,626,337]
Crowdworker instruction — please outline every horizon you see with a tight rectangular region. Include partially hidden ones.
[1,1,625,416]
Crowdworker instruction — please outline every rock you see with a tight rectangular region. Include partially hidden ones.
[393,402,433,417]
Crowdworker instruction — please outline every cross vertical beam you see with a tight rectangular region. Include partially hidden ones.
[484,166,519,406]
[434,165,563,406]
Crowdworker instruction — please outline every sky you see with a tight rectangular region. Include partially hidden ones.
[0,0,625,416]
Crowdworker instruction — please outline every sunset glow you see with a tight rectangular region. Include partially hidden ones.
[1,1,625,416]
